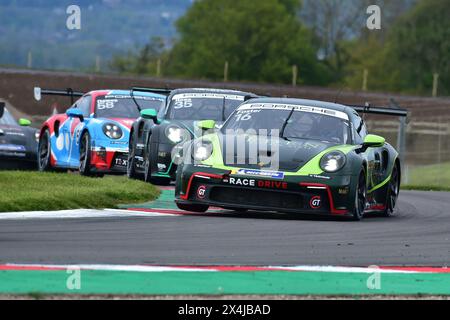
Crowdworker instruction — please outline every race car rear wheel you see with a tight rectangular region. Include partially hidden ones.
[38,129,53,171]
[79,132,92,176]
[383,164,400,217]
[352,170,367,221]
[127,131,139,179]
[176,203,209,213]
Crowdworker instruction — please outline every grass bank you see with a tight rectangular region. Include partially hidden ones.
[403,162,450,191]
[0,171,159,212]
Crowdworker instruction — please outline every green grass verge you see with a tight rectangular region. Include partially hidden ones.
[406,162,450,189]
[0,171,159,212]
[402,185,450,192]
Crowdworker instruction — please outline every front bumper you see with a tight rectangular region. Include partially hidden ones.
[89,146,128,174]
[175,166,358,216]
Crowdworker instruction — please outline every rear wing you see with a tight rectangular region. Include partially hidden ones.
[348,103,408,117]
[33,87,85,104]
[130,86,172,97]
[130,86,172,112]
[0,102,5,118]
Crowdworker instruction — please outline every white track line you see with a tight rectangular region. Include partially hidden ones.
[0,209,176,220]
[2,263,421,273]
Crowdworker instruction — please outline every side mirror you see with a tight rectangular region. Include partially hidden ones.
[197,120,216,131]
[18,118,32,126]
[34,87,42,101]
[0,102,4,118]
[140,108,159,124]
[362,134,385,149]
[66,108,84,122]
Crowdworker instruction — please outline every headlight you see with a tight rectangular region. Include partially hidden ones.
[192,141,213,161]
[103,123,123,139]
[166,126,184,144]
[320,151,346,173]
[35,132,40,142]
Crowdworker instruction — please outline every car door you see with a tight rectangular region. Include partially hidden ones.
[352,114,378,190]
[67,95,92,167]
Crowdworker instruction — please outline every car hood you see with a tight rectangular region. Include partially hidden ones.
[0,124,38,152]
[218,134,335,172]
[159,119,224,141]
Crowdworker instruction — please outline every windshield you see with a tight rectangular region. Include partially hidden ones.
[167,93,245,121]
[0,108,18,126]
[95,95,165,119]
[222,103,352,144]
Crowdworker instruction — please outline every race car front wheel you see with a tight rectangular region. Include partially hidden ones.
[38,129,53,171]
[142,139,171,185]
[79,132,92,176]
[352,170,367,221]
[176,203,209,213]
[383,164,400,217]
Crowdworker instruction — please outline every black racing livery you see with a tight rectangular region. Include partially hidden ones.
[127,88,258,184]
[175,98,408,221]
[0,102,38,170]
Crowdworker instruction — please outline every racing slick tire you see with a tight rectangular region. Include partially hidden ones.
[142,138,171,185]
[127,131,140,179]
[382,163,400,217]
[37,129,53,172]
[79,132,93,176]
[176,203,209,213]
[352,170,367,221]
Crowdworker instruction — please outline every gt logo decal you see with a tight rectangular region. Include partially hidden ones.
[197,185,207,199]
[310,196,322,209]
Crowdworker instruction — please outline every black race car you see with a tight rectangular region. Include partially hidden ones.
[0,102,38,170]
[174,98,408,221]
[127,88,258,184]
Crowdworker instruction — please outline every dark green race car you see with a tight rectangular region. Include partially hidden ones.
[174,98,408,221]
[127,88,257,184]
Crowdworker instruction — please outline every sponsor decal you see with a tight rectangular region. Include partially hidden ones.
[237,103,349,120]
[4,131,25,137]
[257,180,288,190]
[0,144,26,152]
[227,177,288,190]
[110,141,127,145]
[309,174,331,180]
[193,164,212,168]
[237,169,284,179]
[310,196,322,209]
[172,93,245,101]
[197,185,207,199]
[227,177,256,187]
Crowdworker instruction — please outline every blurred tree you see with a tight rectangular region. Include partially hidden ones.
[300,0,416,82]
[110,37,166,75]
[343,0,450,95]
[164,0,332,85]
[387,0,450,95]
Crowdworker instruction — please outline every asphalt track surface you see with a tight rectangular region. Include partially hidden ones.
[1,190,450,266]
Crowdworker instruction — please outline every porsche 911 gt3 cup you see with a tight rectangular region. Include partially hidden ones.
[35,88,166,176]
[175,98,408,221]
